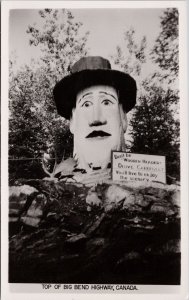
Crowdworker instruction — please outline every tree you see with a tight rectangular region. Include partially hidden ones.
[129,82,180,179]
[9,9,89,181]
[112,28,147,80]
[27,9,89,80]
[151,8,179,80]
[112,9,180,180]
[9,65,46,180]
[26,9,89,166]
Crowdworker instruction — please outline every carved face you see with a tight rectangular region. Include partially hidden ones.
[70,85,127,171]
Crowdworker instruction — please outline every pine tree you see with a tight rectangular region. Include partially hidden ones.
[129,83,179,179]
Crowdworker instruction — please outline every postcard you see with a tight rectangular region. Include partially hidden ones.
[1,1,188,300]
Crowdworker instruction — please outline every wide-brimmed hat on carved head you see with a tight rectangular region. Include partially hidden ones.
[53,56,137,119]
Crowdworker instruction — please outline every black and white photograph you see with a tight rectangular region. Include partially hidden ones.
[1,1,188,299]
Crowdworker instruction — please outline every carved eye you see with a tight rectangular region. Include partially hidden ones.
[102,99,113,106]
[82,101,92,107]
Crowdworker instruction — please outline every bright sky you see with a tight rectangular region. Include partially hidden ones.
[9,8,163,71]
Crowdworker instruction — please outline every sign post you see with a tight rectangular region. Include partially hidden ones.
[112,152,166,184]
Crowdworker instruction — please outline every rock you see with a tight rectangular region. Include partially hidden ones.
[25,193,47,219]
[86,191,102,207]
[9,179,181,284]
[20,215,41,227]
[171,190,180,207]
[150,203,167,214]
[105,185,129,204]
[85,213,106,236]
[123,193,136,208]
[9,185,40,235]
[104,203,114,212]
[66,233,87,244]
[27,202,43,218]
[9,186,38,215]
[9,217,19,223]
[150,202,175,216]
[86,238,106,254]
[104,185,133,211]
[9,185,38,197]
[142,194,157,204]
[141,187,167,199]
[89,237,105,247]
[9,208,20,216]
[118,251,141,263]
[46,212,58,218]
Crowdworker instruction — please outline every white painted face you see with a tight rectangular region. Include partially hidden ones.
[70,85,127,171]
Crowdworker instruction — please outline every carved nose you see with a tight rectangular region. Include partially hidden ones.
[89,103,106,127]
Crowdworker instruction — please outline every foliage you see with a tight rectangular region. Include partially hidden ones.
[129,83,180,179]
[9,9,89,181]
[151,8,179,79]
[112,8,180,180]
[27,9,89,78]
[112,28,147,79]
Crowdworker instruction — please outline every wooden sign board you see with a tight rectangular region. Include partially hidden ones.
[112,152,166,184]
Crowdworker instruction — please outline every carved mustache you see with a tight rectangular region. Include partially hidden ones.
[86,130,111,138]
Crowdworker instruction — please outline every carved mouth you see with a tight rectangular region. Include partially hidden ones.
[86,130,111,139]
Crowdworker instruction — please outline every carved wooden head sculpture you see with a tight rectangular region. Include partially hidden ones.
[53,56,137,172]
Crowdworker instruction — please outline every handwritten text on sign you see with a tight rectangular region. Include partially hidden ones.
[112,152,166,183]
